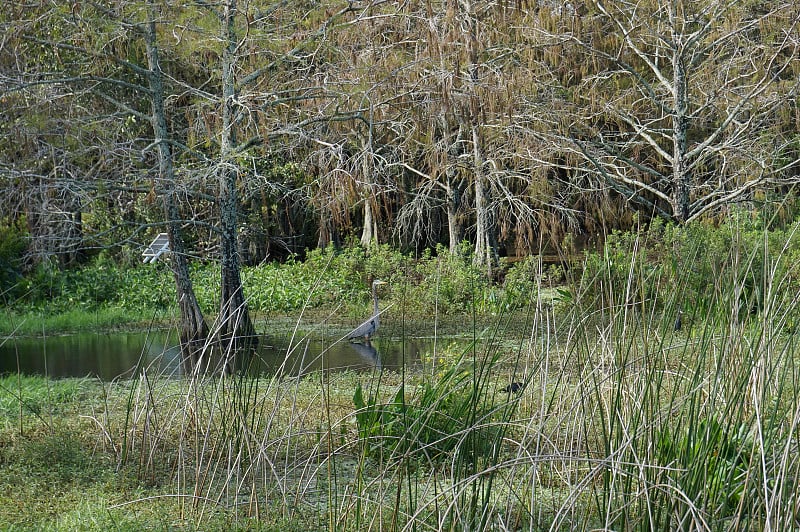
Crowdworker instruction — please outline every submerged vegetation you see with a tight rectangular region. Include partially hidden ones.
[3,217,800,529]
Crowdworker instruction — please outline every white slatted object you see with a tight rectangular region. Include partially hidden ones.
[142,233,170,263]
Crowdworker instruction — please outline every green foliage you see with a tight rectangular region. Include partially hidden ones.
[564,213,800,530]
[7,256,177,316]
[409,243,490,314]
[655,417,755,520]
[5,243,504,329]
[572,213,800,325]
[9,209,800,337]
[188,261,221,311]
[500,255,563,311]
[0,218,27,302]
[352,382,404,452]
[244,261,310,312]
[353,346,505,466]
[576,226,665,314]
[0,375,84,418]
[244,244,496,317]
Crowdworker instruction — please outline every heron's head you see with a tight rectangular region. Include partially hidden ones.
[373,279,387,287]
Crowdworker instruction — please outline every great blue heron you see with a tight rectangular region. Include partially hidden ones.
[346,279,387,341]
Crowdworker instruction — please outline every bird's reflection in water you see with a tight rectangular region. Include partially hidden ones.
[347,340,381,370]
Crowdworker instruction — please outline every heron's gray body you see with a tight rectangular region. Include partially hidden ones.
[347,280,386,341]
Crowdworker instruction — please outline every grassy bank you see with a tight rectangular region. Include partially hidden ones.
[0,307,176,338]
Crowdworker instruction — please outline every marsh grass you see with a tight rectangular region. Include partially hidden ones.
[4,224,800,529]
[552,224,800,530]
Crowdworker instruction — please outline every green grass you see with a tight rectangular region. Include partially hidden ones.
[0,307,171,337]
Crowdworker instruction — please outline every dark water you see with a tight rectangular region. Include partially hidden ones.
[0,330,440,380]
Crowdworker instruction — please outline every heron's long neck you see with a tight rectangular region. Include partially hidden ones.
[372,287,380,315]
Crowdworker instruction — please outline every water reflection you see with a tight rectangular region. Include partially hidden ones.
[347,341,381,369]
[0,331,183,381]
[244,338,396,376]
[0,331,435,381]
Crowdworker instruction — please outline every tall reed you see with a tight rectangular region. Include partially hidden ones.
[95,223,800,530]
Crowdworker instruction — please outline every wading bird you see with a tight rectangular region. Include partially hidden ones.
[346,279,387,342]
[503,382,525,394]
[674,308,684,331]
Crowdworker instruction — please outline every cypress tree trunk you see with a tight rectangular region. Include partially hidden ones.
[144,11,208,373]
[446,182,463,252]
[671,44,690,223]
[167,214,209,373]
[472,125,494,277]
[359,150,377,247]
[218,0,257,363]
[445,125,465,253]
[359,115,378,248]
[360,194,377,247]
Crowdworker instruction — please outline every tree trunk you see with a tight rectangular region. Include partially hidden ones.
[218,0,257,362]
[167,215,210,374]
[360,194,377,247]
[359,161,377,248]
[671,42,690,223]
[445,181,463,252]
[144,11,208,373]
[318,212,335,250]
[359,114,378,248]
[445,124,465,253]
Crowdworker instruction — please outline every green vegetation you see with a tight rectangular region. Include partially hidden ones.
[353,345,511,465]
[5,212,800,338]
[3,217,800,529]
[0,243,505,336]
[0,218,27,301]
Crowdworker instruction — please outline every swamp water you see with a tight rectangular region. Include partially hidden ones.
[0,331,444,380]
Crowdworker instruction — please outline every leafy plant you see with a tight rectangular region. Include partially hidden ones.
[655,417,755,520]
[353,347,507,466]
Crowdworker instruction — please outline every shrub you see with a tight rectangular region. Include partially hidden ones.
[501,255,544,311]
[570,213,800,326]
[407,243,490,315]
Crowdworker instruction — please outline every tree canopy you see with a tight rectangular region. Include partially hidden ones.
[2,0,799,269]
